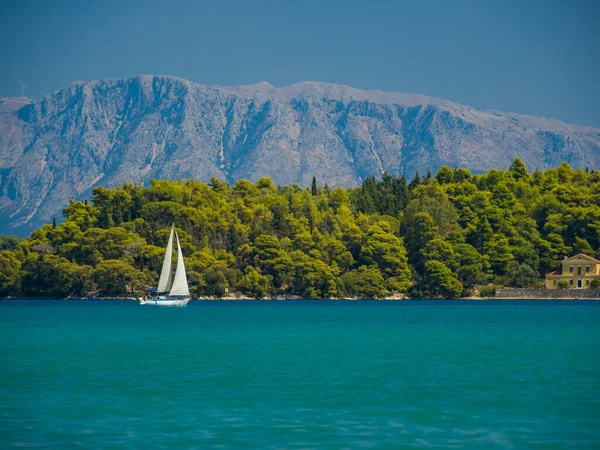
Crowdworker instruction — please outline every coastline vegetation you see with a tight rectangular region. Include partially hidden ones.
[0,159,599,299]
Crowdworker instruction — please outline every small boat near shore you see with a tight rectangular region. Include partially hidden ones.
[140,225,190,306]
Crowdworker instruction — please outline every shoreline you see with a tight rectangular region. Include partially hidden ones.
[1,297,599,301]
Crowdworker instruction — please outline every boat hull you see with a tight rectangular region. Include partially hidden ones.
[140,298,190,307]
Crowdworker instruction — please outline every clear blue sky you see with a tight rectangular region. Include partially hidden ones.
[1,0,599,127]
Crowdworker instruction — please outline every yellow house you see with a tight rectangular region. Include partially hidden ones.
[546,253,600,289]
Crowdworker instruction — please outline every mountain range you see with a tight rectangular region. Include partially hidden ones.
[1,75,599,234]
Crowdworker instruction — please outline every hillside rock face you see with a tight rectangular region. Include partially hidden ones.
[1,75,599,234]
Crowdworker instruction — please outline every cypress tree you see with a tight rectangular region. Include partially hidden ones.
[52,216,56,228]
[311,176,317,196]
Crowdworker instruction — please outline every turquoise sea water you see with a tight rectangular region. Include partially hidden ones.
[1,300,599,449]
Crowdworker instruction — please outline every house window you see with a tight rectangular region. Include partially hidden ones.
[586,266,591,273]
[578,266,582,275]
[569,265,574,273]
[586,280,590,286]
[553,280,557,287]
[569,279,574,286]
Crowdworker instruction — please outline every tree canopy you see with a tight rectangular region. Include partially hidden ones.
[0,160,598,299]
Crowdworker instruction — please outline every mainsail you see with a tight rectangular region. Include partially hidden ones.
[157,225,175,293]
[169,231,190,297]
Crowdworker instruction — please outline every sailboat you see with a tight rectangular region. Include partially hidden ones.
[140,225,191,306]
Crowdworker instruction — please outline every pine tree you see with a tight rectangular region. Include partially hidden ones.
[408,172,421,190]
[509,157,529,180]
[395,175,409,213]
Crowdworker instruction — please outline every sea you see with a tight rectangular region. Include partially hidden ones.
[1,300,599,449]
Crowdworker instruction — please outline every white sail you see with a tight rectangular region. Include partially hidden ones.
[157,225,175,293]
[169,231,190,297]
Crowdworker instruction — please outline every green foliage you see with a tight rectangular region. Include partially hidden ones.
[360,222,411,291]
[557,280,570,289]
[422,238,457,271]
[0,236,24,251]
[479,285,497,297]
[484,235,513,275]
[289,251,338,298]
[0,250,22,296]
[20,253,93,297]
[509,157,529,181]
[339,266,387,299]
[435,166,455,185]
[93,260,146,296]
[453,243,484,288]
[1,162,597,299]
[506,262,540,288]
[238,266,270,298]
[351,173,409,216]
[424,260,463,298]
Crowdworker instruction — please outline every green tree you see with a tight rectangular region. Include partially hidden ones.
[238,266,270,298]
[402,212,439,271]
[289,251,338,298]
[422,237,458,271]
[408,172,421,190]
[360,222,411,291]
[506,262,539,288]
[509,157,529,181]
[484,235,513,275]
[453,243,484,287]
[404,182,460,237]
[0,236,24,251]
[252,234,292,286]
[20,254,92,297]
[435,166,454,185]
[93,260,147,295]
[339,266,386,298]
[0,251,21,296]
[424,260,463,298]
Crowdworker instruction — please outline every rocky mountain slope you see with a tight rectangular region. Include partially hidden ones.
[1,75,599,234]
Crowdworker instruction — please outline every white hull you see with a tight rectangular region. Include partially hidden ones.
[145,225,190,307]
[140,298,190,307]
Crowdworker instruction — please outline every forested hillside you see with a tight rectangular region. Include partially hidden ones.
[0,159,598,299]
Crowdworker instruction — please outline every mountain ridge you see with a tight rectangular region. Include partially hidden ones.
[1,74,599,234]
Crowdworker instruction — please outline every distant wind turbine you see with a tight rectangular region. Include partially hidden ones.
[19,80,28,98]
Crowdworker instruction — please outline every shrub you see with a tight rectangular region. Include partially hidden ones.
[461,287,475,298]
[557,280,569,289]
[479,285,496,297]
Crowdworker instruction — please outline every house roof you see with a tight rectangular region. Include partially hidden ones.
[564,253,600,264]
[546,269,562,277]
